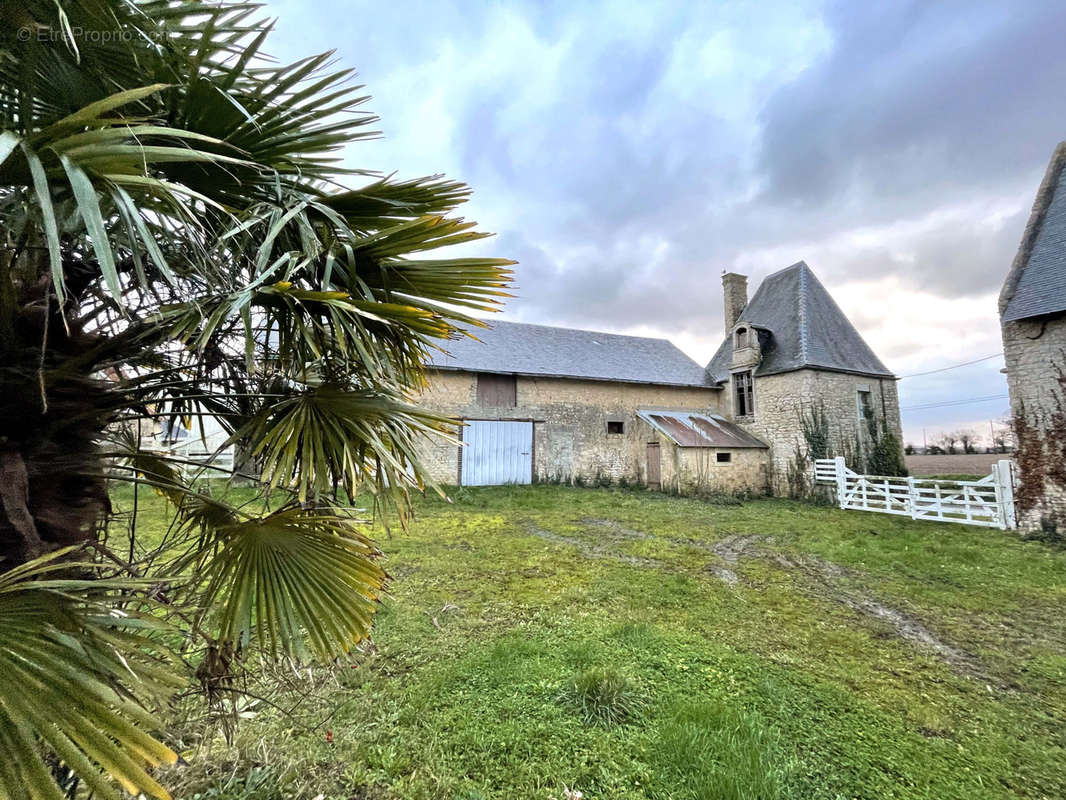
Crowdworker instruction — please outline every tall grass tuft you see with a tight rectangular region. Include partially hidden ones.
[651,699,791,800]
[559,666,644,726]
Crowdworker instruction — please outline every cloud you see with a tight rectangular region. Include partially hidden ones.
[757,1,1066,214]
[262,0,1065,430]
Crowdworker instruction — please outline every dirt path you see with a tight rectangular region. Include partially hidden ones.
[770,550,982,675]
[522,522,663,567]
[521,518,985,678]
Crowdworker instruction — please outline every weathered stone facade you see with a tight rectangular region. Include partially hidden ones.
[1000,314,1066,532]
[413,263,900,497]
[414,370,740,486]
[413,364,899,495]
[998,142,1066,534]
[640,429,770,495]
[728,368,901,492]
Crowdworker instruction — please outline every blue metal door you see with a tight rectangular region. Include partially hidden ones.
[462,420,533,485]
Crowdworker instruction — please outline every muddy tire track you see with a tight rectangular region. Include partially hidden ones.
[523,518,987,679]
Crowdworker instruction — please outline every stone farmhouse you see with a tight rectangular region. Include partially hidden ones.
[999,142,1066,533]
[415,261,902,494]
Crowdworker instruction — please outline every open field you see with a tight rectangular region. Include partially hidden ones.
[115,485,1066,800]
[905,453,1004,477]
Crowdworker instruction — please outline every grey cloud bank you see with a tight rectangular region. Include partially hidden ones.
[265,0,1066,443]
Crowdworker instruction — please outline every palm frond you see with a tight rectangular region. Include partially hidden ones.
[240,383,453,503]
[0,4,514,795]
[0,550,183,800]
[190,507,387,660]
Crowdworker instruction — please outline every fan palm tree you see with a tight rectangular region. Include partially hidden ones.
[0,2,513,797]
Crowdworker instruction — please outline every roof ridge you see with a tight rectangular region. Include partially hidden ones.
[482,318,677,345]
[763,259,809,281]
[797,262,810,364]
[1000,141,1066,321]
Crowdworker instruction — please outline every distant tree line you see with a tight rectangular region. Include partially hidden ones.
[903,422,1013,456]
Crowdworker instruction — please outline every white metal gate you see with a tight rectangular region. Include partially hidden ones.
[814,457,1017,530]
[461,420,533,486]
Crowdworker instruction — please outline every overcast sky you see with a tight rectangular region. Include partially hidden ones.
[266,0,1066,447]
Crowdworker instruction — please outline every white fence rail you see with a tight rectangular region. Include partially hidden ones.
[143,439,236,479]
[813,457,1017,530]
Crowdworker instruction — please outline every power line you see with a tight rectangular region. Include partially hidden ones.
[898,353,1004,379]
[901,394,1009,412]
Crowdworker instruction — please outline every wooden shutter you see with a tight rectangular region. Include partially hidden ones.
[476,373,517,407]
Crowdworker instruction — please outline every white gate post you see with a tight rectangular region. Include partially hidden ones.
[907,475,917,520]
[834,456,847,509]
[993,459,1016,530]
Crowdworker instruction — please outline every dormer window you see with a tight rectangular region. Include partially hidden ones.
[735,327,749,349]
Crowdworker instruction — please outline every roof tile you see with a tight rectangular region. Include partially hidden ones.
[427,320,714,387]
[705,261,893,382]
[1001,143,1066,322]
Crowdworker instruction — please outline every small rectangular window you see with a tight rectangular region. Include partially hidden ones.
[607,420,624,434]
[716,452,732,463]
[734,371,754,417]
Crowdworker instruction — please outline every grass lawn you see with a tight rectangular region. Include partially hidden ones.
[115,485,1066,800]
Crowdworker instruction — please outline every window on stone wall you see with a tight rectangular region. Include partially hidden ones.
[476,372,517,407]
[857,389,874,425]
[716,452,732,463]
[734,371,754,417]
[735,327,748,348]
[607,420,624,434]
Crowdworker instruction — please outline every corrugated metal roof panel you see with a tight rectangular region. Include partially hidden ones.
[637,410,768,448]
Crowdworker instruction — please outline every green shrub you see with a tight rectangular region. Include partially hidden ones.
[694,489,744,506]
[558,666,644,726]
[1025,515,1066,547]
[866,426,907,477]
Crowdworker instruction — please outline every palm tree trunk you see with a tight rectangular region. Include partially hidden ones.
[0,278,111,567]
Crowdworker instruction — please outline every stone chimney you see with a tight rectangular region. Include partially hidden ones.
[722,272,748,335]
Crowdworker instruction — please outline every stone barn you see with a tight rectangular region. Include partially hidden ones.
[414,260,902,494]
[413,321,761,492]
[999,141,1066,534]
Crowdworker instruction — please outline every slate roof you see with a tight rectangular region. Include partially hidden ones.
[705,261,894,383]
[427,320,715,388]
[1000,142,1066,322]
[637,410,768,448]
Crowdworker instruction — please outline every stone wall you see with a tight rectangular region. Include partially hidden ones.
[1001,312,1066,532]
[626,417,770,494]
[731,369,902,491]
[673,446,770,495]
[413,370,728,486]
[412,367,895,497]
